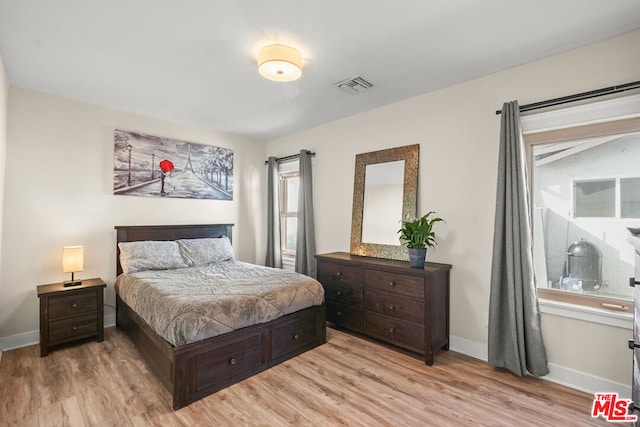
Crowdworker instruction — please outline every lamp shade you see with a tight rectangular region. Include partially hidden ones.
[62,246,84,273]
[258,44,302,82]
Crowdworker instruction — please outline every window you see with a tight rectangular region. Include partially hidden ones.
[621,177,640,218]
[573,177,640,219]
[574,179,615,218]
[525,116,640,313]
[279,169,299,264]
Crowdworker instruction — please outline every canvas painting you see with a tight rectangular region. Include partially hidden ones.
[113,130,233,200]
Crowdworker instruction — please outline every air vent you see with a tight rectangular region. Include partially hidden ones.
[334,76,373,94]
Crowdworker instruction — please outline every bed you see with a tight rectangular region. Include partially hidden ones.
[114,224,326,410]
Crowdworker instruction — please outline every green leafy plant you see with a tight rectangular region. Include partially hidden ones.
[398,212,445,249]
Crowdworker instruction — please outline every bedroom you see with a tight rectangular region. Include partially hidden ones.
[0,1,640,425]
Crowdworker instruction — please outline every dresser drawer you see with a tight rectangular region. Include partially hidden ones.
[49,315,98,344]
[318,261,363,285]
[326,302,365,331]
[195,332,263,392]
[365,290,425,324]
[366,312,425,352]
[49,292,98,319]
[366,270,424,299]
[324,281,363,307]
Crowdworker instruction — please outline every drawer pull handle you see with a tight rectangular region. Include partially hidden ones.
[336,290,342,297]
[388,304,395,311]
[388,281,395,287]
[336,311,342,317]
[388,327,395,334]
[293,334,300,341]
[229,358,237,365]
[71,302,78,308]
[71,325,78,331]
[335,271,342,277]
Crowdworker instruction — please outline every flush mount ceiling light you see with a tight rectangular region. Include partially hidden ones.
[258,44,302,82]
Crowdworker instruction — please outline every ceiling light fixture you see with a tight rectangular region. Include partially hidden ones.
[258,44,302,82]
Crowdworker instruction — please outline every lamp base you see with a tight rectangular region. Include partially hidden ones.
[63,280,82,287]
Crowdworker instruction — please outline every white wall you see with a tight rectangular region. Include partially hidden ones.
[267,30,640,387]
[0,88,266,338]
[0,52,9,356]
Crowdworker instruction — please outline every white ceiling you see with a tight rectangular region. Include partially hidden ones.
[1,1,639,141]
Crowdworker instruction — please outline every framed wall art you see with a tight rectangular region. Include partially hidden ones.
[113,130,233,200]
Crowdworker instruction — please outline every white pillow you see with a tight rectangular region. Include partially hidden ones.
[177,237,234,267]
[118,240,188,274]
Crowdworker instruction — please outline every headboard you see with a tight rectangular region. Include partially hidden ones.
[115,224,234,276]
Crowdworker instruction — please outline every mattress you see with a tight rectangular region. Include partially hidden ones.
[115,260,325,346]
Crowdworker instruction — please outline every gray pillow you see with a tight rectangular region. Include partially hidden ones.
[118,240,188,274]
[177,237,234,267]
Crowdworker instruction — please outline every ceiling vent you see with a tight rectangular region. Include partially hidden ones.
[334,76,373,94]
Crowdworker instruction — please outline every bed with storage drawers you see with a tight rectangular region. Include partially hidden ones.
[115,224,326,409]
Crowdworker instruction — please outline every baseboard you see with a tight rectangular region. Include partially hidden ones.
[0,329,40,352]
[449,334,631,398]
[0,313,116,352]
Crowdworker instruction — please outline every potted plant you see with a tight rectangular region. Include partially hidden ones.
[398,212,445,267]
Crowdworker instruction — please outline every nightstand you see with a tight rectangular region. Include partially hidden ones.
[37,278,106,357]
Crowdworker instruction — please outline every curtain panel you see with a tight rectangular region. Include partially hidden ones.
[295,150,317,278]
[488,101,549,377]
[265,156,282,268]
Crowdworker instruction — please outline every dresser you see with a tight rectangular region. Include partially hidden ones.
[316,252,451,365]
[37,278,106,356]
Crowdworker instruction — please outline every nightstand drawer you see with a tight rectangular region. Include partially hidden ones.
[366,290,425,324]
[49,292,97,319]
[49,315,98,344]
[366,270,424,299]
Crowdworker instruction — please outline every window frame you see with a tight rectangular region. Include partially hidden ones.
[279,169,299,263]
[524,116,640,315]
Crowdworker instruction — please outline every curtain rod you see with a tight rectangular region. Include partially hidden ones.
[495,80,640,115]
[264,151,315,165]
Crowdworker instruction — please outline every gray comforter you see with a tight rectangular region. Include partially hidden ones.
[115,260,325,346]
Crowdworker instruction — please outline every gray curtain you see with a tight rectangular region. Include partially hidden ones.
[265,156,282,268]
[295,150,317,278]
[488,101,549,377]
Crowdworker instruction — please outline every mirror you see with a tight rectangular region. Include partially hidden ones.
[350,144,419,260]
[361,160,405,245]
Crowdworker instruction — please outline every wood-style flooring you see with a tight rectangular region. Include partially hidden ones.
[0,327,609,426]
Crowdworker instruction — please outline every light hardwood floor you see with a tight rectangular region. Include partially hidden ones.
[0,326,610,426]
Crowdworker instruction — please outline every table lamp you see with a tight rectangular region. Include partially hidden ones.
[62,246,83,287]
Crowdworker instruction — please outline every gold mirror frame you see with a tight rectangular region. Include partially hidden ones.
[350,144,419,260]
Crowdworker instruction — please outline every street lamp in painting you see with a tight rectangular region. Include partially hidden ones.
[126,141,133,186]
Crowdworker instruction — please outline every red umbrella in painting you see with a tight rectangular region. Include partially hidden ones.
[159,159,174,195]
[160,159,174,174]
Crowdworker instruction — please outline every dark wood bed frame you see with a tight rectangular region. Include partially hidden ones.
[114,224,326,410]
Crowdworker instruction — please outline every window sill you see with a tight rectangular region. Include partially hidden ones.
[539,298,632,329]
[282,256,296,271]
